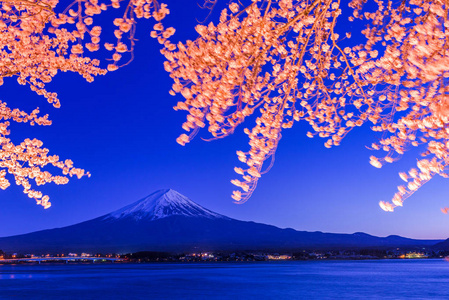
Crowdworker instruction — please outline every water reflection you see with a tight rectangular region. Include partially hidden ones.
[0,259,448,299]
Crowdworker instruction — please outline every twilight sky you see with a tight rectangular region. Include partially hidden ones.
[0,0,448,239]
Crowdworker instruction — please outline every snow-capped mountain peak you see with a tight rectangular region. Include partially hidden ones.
[104,189,228,221]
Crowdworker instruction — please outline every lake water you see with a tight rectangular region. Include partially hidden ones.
[1,259,449,299]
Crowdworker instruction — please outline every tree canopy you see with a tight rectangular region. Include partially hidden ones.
[1,0,449,213]
[0,0,169,208]
[163,0,449,213]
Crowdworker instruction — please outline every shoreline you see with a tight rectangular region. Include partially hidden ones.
[1,256,447,265]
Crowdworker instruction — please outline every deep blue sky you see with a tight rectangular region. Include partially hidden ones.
[0,0,448,239]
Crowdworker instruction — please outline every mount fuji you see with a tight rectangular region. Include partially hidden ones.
[0,189,442,254]
[103,189,228,221]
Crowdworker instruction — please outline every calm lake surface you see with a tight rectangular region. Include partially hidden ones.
[1,259,449,299]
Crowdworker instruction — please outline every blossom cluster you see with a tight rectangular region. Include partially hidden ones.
[164,0,373,202]
[351,0,449,212]
[0,0,167,207]
[163,0,449,212]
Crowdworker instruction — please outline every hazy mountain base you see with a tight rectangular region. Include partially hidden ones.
[0,216,442,254]
[0,189,443,254]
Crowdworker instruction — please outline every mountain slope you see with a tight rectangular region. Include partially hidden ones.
[0,189,443,254]
[432,238,449,250]
[104,189,228,221]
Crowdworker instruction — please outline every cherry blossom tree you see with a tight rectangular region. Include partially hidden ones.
[0,0,171,208]
[163,0,449,213]
[3,0,449,214]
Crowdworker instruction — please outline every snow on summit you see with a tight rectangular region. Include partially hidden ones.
[105,189,227,221]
